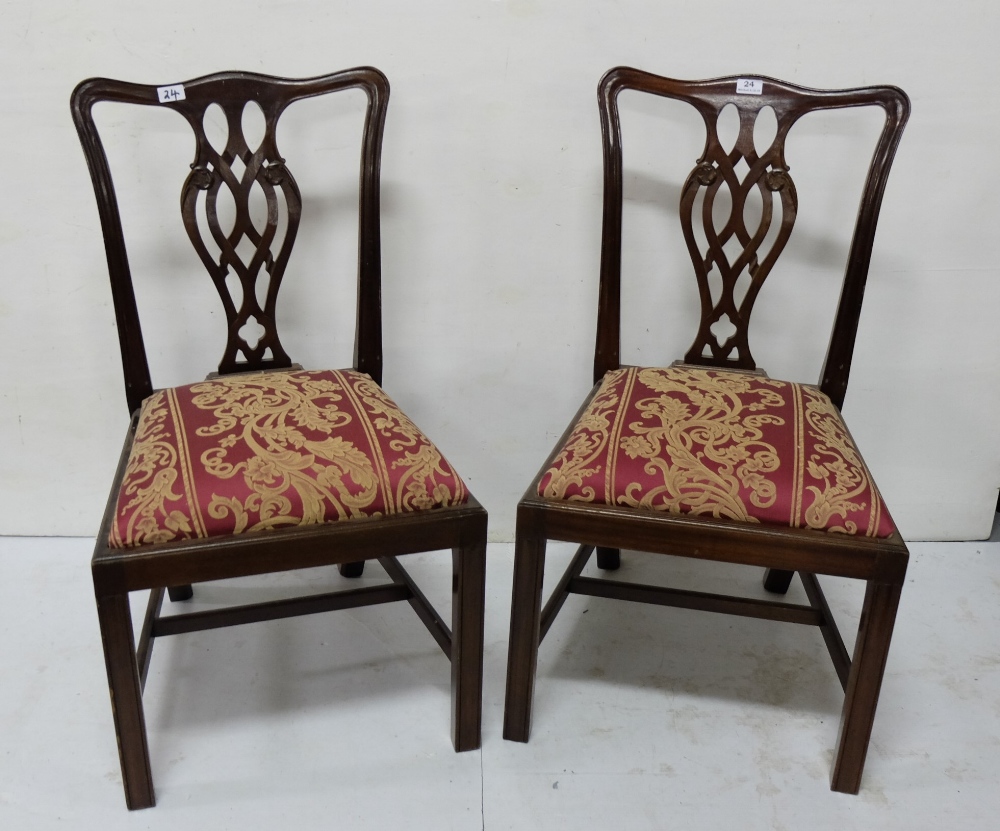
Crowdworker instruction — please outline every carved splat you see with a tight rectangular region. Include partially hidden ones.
[594,69,908,403]
[72,69,390,414]
[180,99,300,374]
[681,102,796,369]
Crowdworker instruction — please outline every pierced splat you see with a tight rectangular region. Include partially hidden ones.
[594,69,908,404]
[180,99,300,374]
[681,102,796,370]
[72,68,389,415]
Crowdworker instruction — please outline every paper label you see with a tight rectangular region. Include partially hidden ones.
[157,84,186,104]
[736,78,763,95]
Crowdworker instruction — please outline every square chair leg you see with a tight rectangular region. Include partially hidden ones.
[451,541,487,751]
[831,580,903,793]
[503,531,547,742]
[95,591,155,810]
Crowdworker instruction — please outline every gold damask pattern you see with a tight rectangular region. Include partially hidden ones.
[799,385,886,535]
[110,369,468,549]
[538,366,894,537]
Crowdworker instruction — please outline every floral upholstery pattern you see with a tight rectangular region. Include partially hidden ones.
[110,369,468,549]
[539,366,895,537]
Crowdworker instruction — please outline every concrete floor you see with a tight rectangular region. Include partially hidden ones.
[1,534,998,829]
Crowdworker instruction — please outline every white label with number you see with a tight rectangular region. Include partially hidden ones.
[736,78,763,95]
[157,84,186,104]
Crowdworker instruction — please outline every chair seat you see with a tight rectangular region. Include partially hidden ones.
[538,365,895,537]
[111,369,469,549]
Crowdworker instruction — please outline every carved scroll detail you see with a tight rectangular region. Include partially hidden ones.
[695,163,718,187]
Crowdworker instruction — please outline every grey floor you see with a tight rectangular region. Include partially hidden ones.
[1,532,998,830]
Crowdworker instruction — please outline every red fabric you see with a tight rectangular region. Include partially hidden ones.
[110,369,468,549]
[538,366,895,538]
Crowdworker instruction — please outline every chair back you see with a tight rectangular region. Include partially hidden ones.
[594,67,909,408]
[72,68,389,413]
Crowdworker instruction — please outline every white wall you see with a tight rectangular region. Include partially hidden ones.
[1,1,997,541]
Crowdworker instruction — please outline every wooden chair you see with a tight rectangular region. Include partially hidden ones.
[503,67,909,793]
[71,67,487,810]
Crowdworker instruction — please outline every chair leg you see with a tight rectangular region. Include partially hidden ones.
[503,531,547,742]
[451,540,486,751]
[95,591,155,810]
[167,584,193,601]
[596,546,621,570]
[338,561,365,578]
[830,580,903,793]
[762,568,796,594]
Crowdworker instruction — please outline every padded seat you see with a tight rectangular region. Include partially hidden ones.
[538,365,894,537]
[73,68,487,810]
[112,369,469,549]
[504,68,911,795]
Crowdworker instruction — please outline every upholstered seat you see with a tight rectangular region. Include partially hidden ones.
[73,68,487,810]
[538,365,894,537]
[112,369,468,549]
[504,68,910,795]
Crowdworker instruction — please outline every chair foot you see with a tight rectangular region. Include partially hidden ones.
[596,547,620,570]
[451,540,487,752]
[762,568,795,594]
[830,580,903,793]
[503,525,547,743]
[338,561,365,578]
[167,584,193,602]
[95,591,155,809]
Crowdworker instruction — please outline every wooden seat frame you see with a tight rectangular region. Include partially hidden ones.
[503,67,910,794]
[72,67,487,810]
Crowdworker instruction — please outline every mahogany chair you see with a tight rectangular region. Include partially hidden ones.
[72,68,486,810]
[504,67,909,793]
